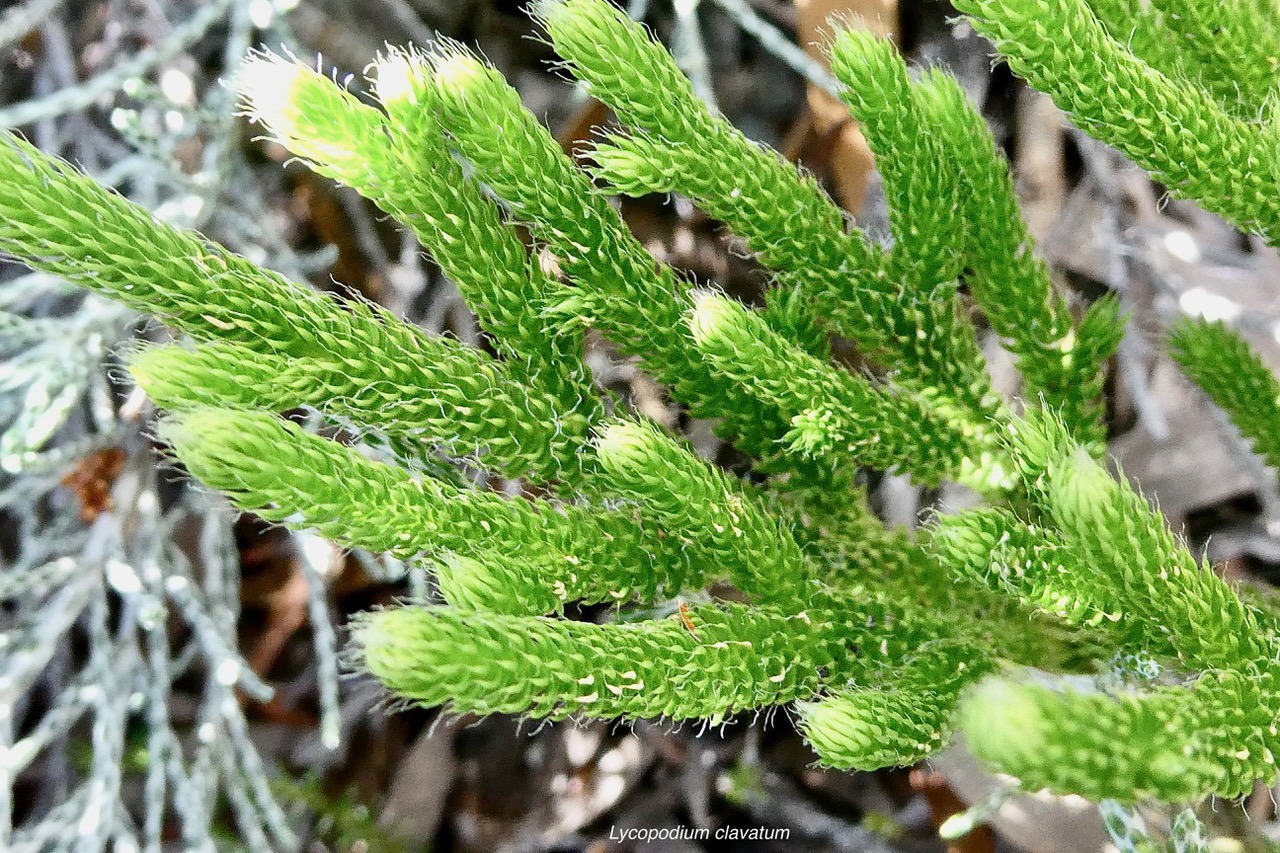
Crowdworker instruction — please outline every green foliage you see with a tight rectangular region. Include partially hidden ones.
[953,0,1280,245]
[561,0,1003,434]
[1170,318,1280,474]
[238,49,596,434]
[960,671,1278,801]
[158,408,688,614]
[797,651,989,769]
[1086,0,1280,121]
[5,0,1280,816]
[356,593,964,725]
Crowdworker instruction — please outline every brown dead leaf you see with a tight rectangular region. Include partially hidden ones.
[792,0,897,212]
[292,175,387,303]
[557,96,611,156]
[60,447,126,523]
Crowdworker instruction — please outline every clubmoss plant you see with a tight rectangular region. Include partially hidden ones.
[5,0,1280,819]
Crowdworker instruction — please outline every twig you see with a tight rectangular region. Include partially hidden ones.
[707,0,840,98]
[295,530,343,751]
[0,0,236,128]
[672,0,718,110]
[0,0,68,51]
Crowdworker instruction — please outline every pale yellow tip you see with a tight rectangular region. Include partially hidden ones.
[432,51,488,96]
[237,52,309,128]
[594,419,654,467]
[687,290,739,346]
[372,49,423,108]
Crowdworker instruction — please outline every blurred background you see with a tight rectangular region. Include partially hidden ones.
[4,0,1280,850]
